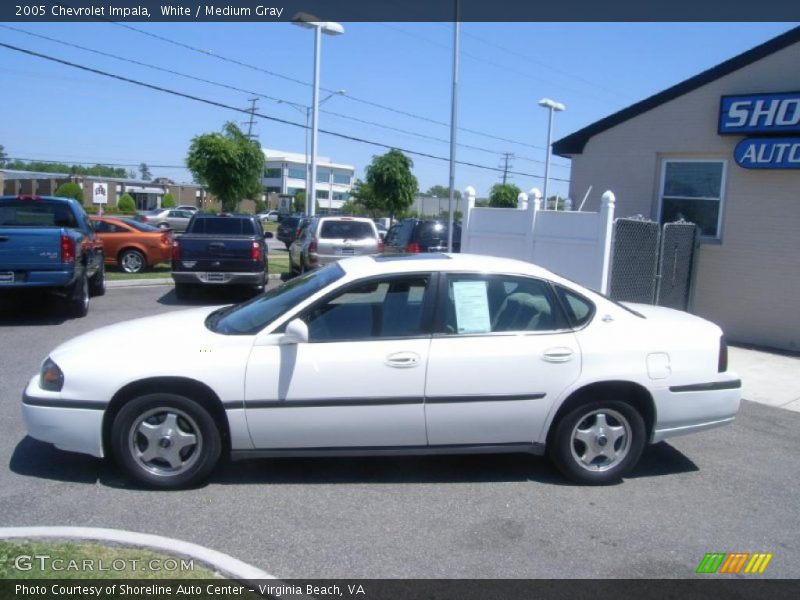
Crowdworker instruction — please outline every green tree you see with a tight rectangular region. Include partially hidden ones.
[186,122,265,212]
[55,182,84,202]
[117,193,136,213]
[5,160,127,178]
[427,185,461,199]
[293,190,306,214]
[161,193,176,208]
[364,150,418,220]
[254,198,267,213]
[0,144,7,167]
[139,163,152,181]
[489,183,522,208]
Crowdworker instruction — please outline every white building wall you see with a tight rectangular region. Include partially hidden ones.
[565,42,800,350]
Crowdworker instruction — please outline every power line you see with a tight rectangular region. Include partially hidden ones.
[106,21,557,152]
[0,25,570,169]
[0,42,571,183]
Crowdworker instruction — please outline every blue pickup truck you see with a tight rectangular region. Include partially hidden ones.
[0,195,105,317]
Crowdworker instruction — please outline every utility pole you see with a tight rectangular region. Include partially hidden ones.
[243,97,259,140]
[499,152,514,185]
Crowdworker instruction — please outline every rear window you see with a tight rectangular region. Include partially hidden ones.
[118,217,159,232]
[190,218,257,235]
[320,220,375,240]
[281,217,300,228]
[417,222,449,242]
[0,200,78,228]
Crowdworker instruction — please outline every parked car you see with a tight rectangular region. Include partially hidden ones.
[384,219,462,254]
[0,195,105,316]
[289,216,382,274]
[276,215,306,249]
[257,210,280,223]
[170,213,272,299]
[21,253,741,488]
[90,215,172,273]
[138,208,194,232]
[175,205,199,213]
[375,221,388,241]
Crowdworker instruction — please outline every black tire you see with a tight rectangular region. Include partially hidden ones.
[174,282,192,300]
[111,393,222,489]
[119,249,147,274]
[66,274,89,318]
[549,398,645,485]
[284,242,291,250]
[89,261,106,297]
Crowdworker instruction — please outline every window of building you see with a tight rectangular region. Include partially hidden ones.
[316,168,331,183]
[333,171,351,185]
[316,189,329,200]
[264,186,281,194]
[264,167,282,179]
[287,167,306,180]
[659,160,726,239]
[332,192,349,201]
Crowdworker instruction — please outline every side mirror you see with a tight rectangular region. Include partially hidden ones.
[264,231,274,239]
[280,318,309,345]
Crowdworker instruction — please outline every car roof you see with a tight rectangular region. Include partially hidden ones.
[337,253,562,281]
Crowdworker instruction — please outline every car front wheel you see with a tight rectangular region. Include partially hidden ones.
[111,393,221,489]
[549,399,645,485]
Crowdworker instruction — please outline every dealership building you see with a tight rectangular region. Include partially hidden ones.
[553,26,800,351]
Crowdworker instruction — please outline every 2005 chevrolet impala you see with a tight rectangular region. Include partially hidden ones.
[22,254,741,488]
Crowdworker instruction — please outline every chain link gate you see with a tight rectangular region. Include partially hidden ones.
[609,218,698,310]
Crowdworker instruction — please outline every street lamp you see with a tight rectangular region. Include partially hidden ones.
[278,89,345,211]
[538,98,565,210]
[293,13,345,216]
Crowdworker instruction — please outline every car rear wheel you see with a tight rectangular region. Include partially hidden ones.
[119,249,146,274]
[111,393,221,489]
[89,261,106,297]
[66,274,89,318]
[549,399,645,485]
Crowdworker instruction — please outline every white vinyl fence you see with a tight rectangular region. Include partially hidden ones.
[461,187,616,293]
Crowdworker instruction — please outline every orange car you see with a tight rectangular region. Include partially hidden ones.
[90,215,173,273]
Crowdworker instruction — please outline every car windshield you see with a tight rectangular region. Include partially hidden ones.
[207,263,345,335]
[118,217,160,232]
[191,218,256,235]
[320,220,374,240]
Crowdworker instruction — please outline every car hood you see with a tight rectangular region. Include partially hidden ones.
[50,306,224,360]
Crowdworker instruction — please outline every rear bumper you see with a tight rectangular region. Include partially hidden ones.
[22,388,105,458]
[0,268,75,290]
[172,271,266,286]
[651,374,742,443]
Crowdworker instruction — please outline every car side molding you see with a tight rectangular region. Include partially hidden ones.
[231,442,545,460]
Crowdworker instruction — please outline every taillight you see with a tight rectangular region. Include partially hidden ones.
[718,335,728,373]
[406,242,421,253]
[377,240,385,253]
[171,239,181,260]
[308,237,318,252]
[60,235,75,264]
[251,241,262,261]
[160,232,171,246]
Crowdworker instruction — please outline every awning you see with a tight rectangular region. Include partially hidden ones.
[125,186,165,194]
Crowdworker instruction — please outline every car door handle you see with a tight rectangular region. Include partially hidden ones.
[386,352,421,368]
[542,347,574,363]
[208,242,225,249]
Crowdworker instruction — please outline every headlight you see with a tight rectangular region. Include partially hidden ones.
[40,357,64,392]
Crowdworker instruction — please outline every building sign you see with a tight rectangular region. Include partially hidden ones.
[734,138,800,169]
[719,92,800,135]
[92,182,108,204]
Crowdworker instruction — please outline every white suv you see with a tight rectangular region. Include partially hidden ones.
[289,216,382,274]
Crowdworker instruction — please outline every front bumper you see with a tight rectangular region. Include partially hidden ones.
[22,389,105,458]
[651,373,742,443]
[172,271,266,286]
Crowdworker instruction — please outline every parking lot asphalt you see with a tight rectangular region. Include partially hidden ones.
[1,285,798,579]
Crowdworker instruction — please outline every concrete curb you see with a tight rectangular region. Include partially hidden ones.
[0,526,274,581]
[108,274,282,288]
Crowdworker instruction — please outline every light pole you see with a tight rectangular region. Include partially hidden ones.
[538,98,565,210]
[293,14,344,217]
[278,90,345,212]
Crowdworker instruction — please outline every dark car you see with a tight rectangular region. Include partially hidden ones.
[383,219,462,254]
[276,215,307,249]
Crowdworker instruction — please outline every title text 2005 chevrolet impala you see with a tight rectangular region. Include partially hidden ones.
[22,254,741,488]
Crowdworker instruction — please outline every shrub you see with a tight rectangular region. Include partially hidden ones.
[117,193,136,213]
[162,193,176,208]
[55,182,84,202]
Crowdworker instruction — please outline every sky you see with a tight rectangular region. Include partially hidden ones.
[1,21,797,201]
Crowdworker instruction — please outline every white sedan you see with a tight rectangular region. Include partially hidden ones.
[22,254,741,489]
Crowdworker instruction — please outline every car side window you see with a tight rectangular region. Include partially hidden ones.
[303,276,431,342]
[441,274,562,334]
[555,285,595,328]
